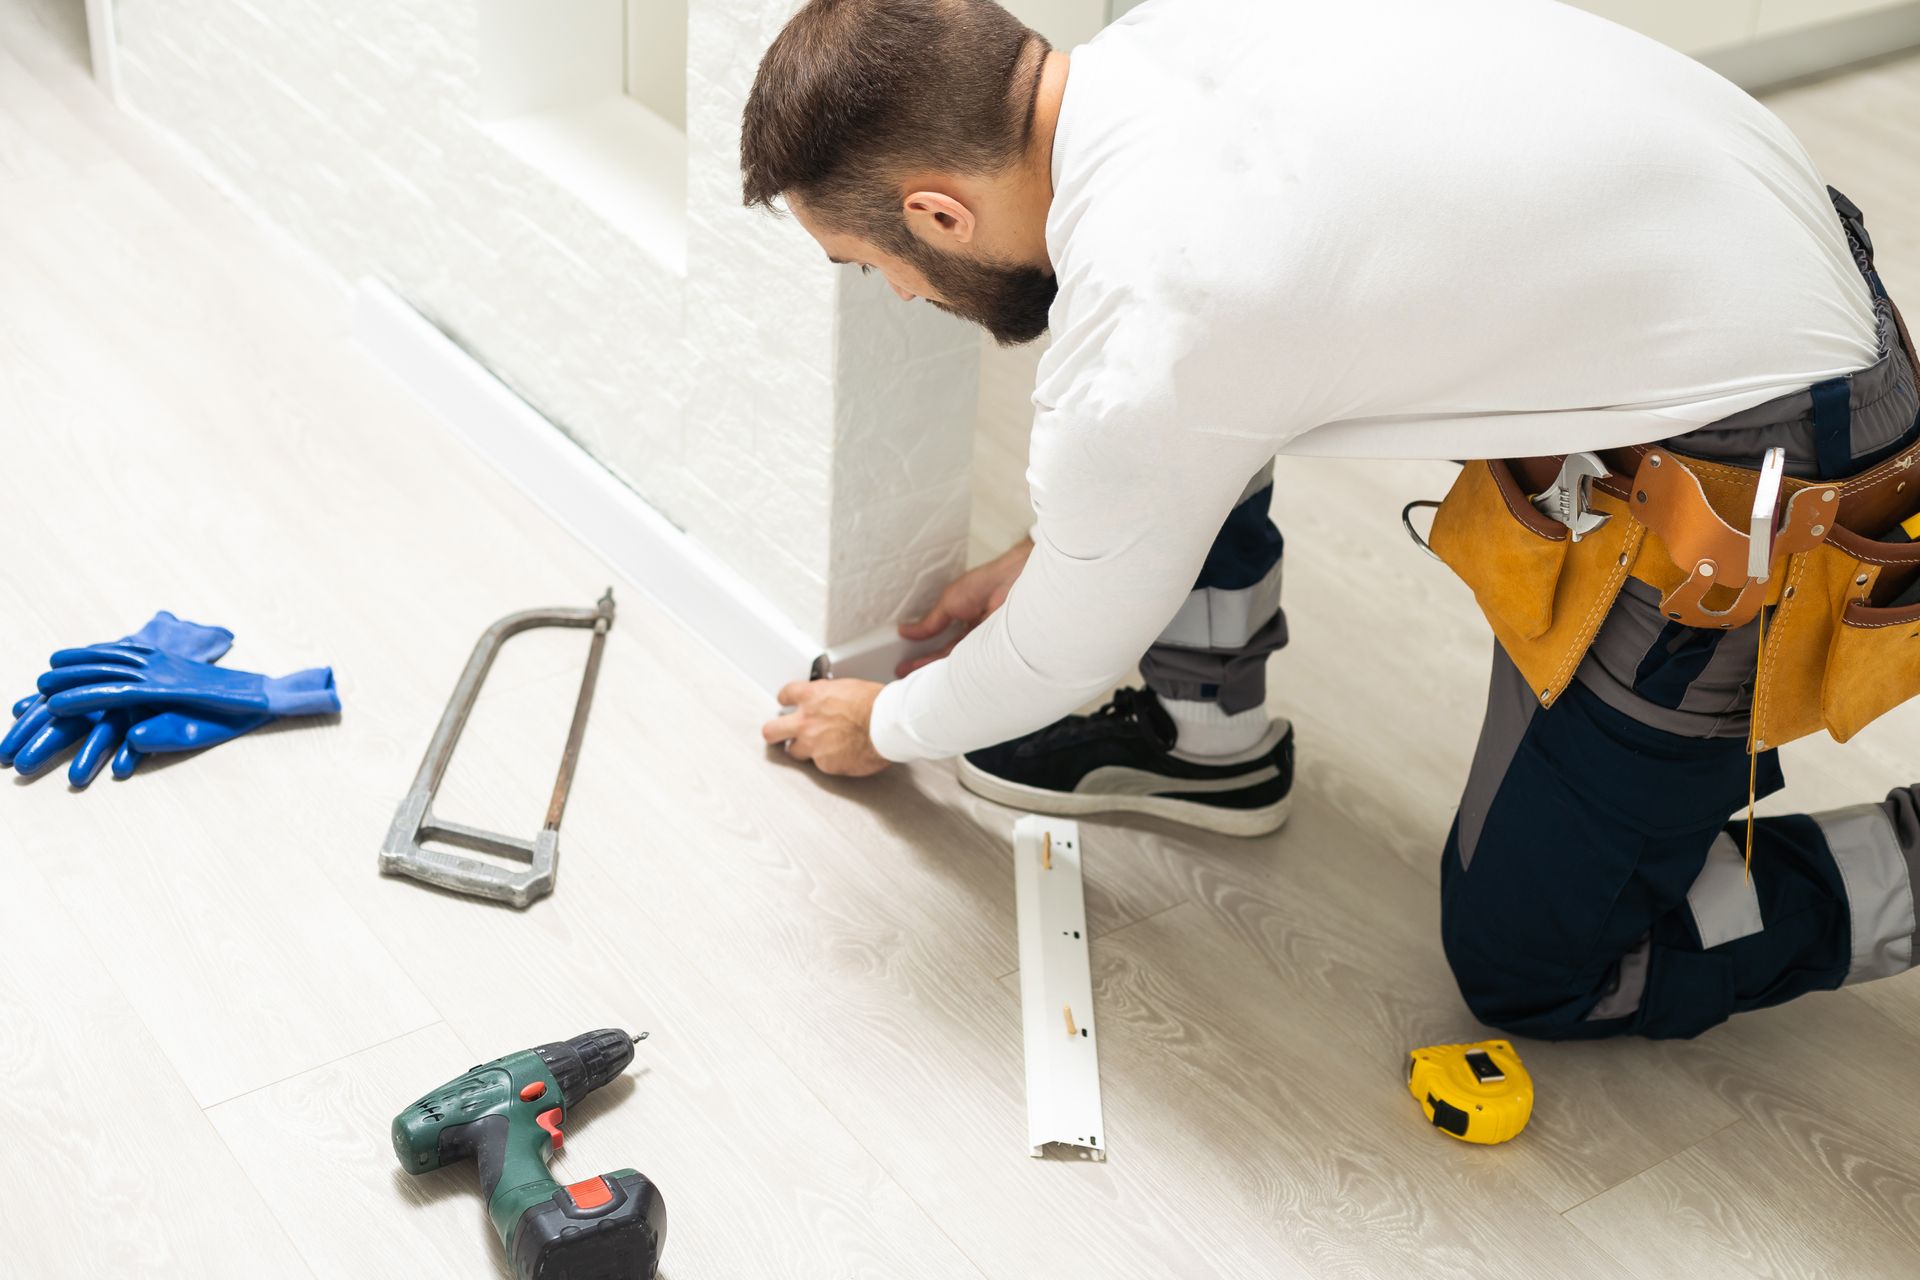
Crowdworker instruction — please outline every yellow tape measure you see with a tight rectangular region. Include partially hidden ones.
[1407,1040,1533,1145]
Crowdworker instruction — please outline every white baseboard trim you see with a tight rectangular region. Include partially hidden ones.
[1705,1,1920,91]
[84,0,120,103]
[351,278,823,695]
[814,623,959,685]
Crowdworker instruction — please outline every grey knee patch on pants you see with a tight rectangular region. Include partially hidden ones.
[1814,800,1920,984]
[1686,832,1765,949]
[1584,936,1652,1022]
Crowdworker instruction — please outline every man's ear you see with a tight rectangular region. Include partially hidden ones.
[903,190,976,247]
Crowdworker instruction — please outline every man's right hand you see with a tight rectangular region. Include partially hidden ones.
[895,537,1035,676]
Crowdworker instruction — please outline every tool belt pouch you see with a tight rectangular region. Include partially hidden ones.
[1430,442,1920,746]
[1427,457,1640,709]
[1799,500,1920,745]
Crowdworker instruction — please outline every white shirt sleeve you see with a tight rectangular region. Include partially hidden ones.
[868,399,1279,763]
[863,158,1324,765]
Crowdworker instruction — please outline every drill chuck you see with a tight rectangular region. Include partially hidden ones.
[536,1029,642,1109]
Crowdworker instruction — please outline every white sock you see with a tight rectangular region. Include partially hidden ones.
[1161,697,1268,757]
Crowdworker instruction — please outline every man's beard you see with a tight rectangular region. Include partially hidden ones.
[899,239,1057,347]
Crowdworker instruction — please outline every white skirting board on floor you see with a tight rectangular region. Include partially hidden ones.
[811,622,959,685]
[351,277,820,695]
[83,0,119,102]
[1013,815,1106,1160]
[1705,1,1920,91]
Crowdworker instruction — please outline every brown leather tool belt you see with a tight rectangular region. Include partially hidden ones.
[1430,423,1920,751]
[1428,190,1920,749]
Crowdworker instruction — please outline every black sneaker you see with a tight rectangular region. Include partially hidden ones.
[957,688,1294,836]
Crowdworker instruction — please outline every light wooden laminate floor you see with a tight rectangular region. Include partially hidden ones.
[4,3,1920,1276]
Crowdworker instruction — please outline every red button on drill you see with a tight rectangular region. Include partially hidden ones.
[519,1081,546,1101]
[565,1177,614,1211]
[535,1107,565,1150]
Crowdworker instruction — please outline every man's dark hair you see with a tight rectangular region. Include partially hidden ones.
[741,0,1050,244]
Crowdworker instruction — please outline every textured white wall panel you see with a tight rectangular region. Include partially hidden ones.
[113,0,981,647]
[829,271,980,639]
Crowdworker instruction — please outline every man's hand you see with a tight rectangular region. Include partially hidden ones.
[895,536,1035,676]
[762,678,890,777]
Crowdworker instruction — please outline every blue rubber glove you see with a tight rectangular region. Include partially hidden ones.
[108,708,276,779]
[1,612,236,786]
[39,645,340,721]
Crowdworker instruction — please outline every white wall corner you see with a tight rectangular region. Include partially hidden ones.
[672,1,848,645]
[678,0,983,653]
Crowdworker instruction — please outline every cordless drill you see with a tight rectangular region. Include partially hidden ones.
[392,1029,667,1280]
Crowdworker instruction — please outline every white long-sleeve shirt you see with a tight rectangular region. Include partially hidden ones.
[867,0,1879,763]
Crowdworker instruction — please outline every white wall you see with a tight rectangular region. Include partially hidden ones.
[1013,0,1109,47]
[113,0,981,648]
[626,0,688,129]
[1574,0,1919,51]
